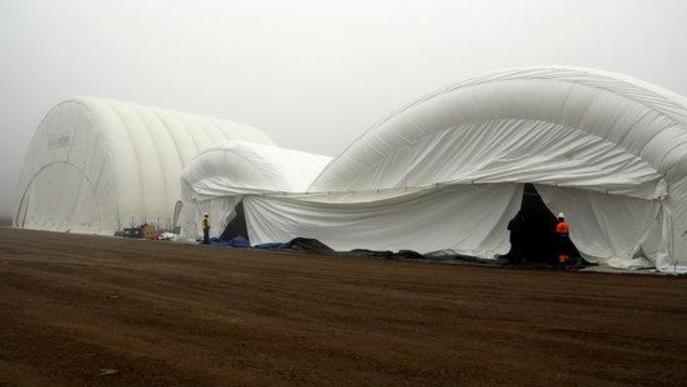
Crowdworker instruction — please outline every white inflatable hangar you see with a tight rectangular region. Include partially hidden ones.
[14,97,273,234]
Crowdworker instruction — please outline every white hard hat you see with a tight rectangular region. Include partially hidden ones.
[558,212,565,218]
[203,212,209,216]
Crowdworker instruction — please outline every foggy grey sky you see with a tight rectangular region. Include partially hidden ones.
[1,0,686,218]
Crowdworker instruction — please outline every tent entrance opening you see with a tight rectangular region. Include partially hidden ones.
[221,201,249,242]
[506,183,579,264]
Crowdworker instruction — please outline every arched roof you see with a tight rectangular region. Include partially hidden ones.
[181,140,332,198]
[15,97,274,233]
[177,141,331,240]
[310,66,687,198]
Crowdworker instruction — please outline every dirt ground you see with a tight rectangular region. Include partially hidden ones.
[0,228,685,386]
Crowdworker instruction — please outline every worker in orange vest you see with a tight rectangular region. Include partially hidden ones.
[202,212,211,245]
[555,212,571,264]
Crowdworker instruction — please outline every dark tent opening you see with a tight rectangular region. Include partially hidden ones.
[506,183,579,265]
[220,201,250,242]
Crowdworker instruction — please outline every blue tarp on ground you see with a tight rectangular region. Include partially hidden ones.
[208,236,251,248]
[253,242,288,250]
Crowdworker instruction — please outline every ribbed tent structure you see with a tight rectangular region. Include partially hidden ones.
[14,97,273,234]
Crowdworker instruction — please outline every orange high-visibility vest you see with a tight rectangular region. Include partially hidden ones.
[555,221,569,235]
[556,220,571,263]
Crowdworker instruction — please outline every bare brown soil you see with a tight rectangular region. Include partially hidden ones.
[0,228,686,386]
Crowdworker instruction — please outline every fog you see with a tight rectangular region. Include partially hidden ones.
[1,0,685,219]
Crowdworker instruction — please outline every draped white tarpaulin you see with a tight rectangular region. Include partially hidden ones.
[243,184,523,257]
[534,185,663,265]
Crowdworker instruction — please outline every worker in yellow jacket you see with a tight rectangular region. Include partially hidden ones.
[202,212,211,245]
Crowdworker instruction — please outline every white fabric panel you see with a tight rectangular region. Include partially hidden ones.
[243,184,523,256]
[131,104,184,219]
[18,162,100,233]
[108,100,167,223]
[178,141,331,240]
[534,185,661,264]
[15,97,274,235]
[663,177,687,270]
[149,106,202,166]
[86,98,144,225]
[177,113,214,155]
